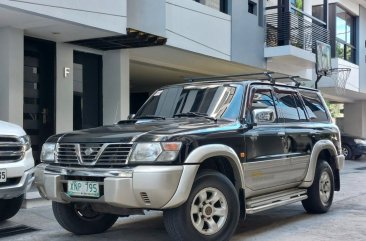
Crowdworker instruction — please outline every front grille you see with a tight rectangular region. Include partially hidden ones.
[0,136,25,162]
[56,143,133,167]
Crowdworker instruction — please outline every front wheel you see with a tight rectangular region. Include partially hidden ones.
[0,195,24,222]
[164,171,240,241]
[52,202,118,235]
[302,160,334,213]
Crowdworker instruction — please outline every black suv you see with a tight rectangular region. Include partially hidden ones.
[35,74,344,241]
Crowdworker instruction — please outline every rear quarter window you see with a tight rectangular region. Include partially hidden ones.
[299,90,329,122]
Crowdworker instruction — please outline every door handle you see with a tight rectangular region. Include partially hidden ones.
[42,108,47,124]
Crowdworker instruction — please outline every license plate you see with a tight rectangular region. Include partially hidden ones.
[0,169,6,183]
[67,181,100,198]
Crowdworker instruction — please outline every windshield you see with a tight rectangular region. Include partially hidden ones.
[135,84,244,120]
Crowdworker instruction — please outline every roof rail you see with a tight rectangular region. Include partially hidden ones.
[185,72,309,87]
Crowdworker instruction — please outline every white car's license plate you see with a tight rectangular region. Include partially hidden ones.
[67,181,100,198]
[0,169,6,183]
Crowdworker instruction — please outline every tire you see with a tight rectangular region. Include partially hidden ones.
[0,195,24,222]
[342,144,353,160]
[163,170,240,241]
[354,155,362,160]
[52,202,118,235]
[302,160,334,214]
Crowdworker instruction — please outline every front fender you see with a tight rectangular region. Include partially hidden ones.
[162,144,245,209]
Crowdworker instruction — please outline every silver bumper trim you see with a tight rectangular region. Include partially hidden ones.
[0,168,34,199]
[35,164,193,209]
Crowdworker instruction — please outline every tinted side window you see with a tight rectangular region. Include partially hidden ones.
[299,91,329,122]
[275,90,301,122]
[247,89,277,123]
[293,93,307,121]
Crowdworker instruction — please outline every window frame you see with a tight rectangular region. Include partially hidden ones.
[246,86,280,125]
[332,4,357,63]
[298,90,331,123]
[273,87,309,123]
[194,0,228,14]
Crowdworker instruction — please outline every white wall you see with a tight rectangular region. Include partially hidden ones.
[127,0,166,37]
[335,58,359,91]
[0,0,127,34]
[0,27,24,126]
[56,43,73,133]
[103,50,130,125]
[343,101,366,137]
[165,0,231,60]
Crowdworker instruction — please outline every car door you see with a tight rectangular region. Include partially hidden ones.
[273,87,312,183]
[243,85,291,192]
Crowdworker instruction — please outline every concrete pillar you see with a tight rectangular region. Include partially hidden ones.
[0,27,24,126]
[56,43,73,133]
[103,49,130,125]
[343,101,366,138]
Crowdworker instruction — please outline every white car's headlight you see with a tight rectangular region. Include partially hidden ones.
[355,139,366,145]
[41,143,56,162]
[19,135,31,151]
[130,142,182,163]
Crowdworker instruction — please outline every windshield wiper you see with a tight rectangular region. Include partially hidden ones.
[174,112,217,122]
[136,115,166,120]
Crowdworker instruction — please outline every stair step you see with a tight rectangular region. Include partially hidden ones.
[246,188,308,214]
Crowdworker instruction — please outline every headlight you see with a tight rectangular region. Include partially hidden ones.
[41,143,56,162]
[130,142,182,163]
[355,139,366,145]
[19,135,31,151]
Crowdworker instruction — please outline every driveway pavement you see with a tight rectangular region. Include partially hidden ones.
[1,159,366,241]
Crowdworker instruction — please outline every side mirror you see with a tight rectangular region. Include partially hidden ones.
[127,114,136,120]
[252,109,276,124]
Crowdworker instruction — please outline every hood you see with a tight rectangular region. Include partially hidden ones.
[0,120,26,137]
[58,118,236,143]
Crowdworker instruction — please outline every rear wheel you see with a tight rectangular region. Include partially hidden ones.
[302,160,334,213]
[52,202,118,235]
[0,195,24,222]
[164,171,239,241]
[342,144,352,160]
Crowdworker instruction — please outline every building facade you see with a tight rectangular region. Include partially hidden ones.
[0,0,365,162]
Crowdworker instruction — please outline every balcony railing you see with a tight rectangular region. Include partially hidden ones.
[266,12,330,53]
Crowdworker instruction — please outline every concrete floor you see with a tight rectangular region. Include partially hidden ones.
[2,159,366,241]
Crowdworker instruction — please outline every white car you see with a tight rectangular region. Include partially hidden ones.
[0,120,34,222]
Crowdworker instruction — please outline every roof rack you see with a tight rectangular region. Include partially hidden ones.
[185,72,310,87]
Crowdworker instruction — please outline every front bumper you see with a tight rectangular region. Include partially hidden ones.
[0,168,34,199]
[35,164,198,209]
[353,144,366,156]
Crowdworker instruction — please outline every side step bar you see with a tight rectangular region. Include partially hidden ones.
[246,189,308,214]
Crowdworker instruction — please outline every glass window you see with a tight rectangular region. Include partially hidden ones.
[194,0,227,13]
[291,0,303,10]
[312,5,324,22]
[335,5,356,63]
[136,84,243,120]
[299,91,329,122]
[247,89,277,123]
[293,93,307,121]
[275,90,301,122]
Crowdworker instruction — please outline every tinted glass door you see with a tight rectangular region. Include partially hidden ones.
[23,37,56,163]
[73,51,103,130]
